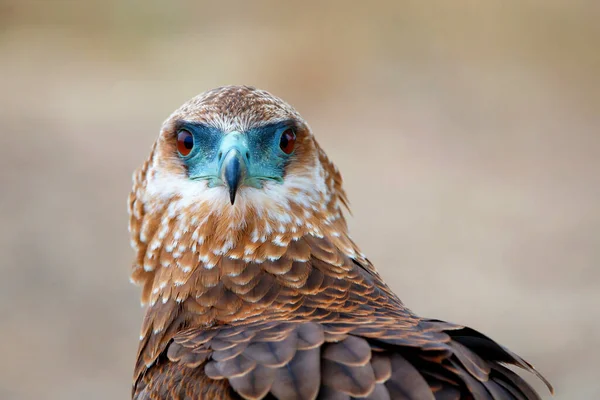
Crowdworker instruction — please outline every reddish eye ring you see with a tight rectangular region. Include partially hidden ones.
[279,128,296,154]
[177,129,194,157]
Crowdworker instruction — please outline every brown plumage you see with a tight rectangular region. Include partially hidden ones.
[128,85,552,399]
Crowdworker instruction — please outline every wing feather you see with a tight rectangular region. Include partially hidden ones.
[134,318,549,399]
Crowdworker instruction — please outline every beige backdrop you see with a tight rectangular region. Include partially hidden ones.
[1,1,598,399]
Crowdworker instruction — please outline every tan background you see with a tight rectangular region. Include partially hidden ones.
[1,1,598,399]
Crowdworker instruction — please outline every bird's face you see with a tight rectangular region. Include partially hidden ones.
[136,86,347,236]
[175,119,299,205]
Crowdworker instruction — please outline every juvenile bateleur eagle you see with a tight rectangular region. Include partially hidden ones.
[128,86,552,399]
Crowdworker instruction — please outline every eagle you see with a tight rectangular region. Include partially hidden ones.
[128,86,552,399]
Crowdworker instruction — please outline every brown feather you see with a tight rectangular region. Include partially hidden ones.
[129,86,552,400]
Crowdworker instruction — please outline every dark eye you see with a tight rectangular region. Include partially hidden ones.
[177,129,194,157]
[279,128,296,154]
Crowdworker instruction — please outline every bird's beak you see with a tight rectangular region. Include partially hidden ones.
[221,150,246,204]
[218,133,249,205]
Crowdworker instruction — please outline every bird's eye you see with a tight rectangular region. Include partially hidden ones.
[279,128,296,154]
[177,129,194,157]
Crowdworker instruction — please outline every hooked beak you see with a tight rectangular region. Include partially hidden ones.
[220,149,247,205]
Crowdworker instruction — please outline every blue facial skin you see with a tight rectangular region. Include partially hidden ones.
[175,121,295,201]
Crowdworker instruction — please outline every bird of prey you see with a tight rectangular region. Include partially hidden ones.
[128,86,552,399]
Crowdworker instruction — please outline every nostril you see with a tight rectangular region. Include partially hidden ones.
[218,151,223,162]
[245,151,250,160]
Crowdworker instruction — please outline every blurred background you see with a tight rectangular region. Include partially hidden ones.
[1,1,598,399]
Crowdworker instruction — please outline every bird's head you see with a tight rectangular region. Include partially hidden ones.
[129,86,357,306]
[137,86,347,225]
[147,87,324,205]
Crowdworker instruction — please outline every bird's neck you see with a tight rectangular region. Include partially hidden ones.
[129,189,362,311]
[129,197,379,372]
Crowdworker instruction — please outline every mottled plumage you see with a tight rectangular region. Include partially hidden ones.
[128,86,552,399]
